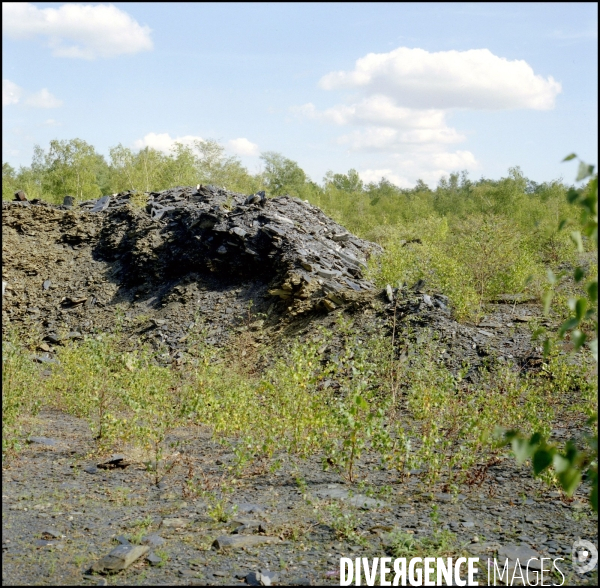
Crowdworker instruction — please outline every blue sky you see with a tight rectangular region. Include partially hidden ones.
[2,2,598,188]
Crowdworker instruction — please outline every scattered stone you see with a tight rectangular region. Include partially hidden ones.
[14,190,28,201]
[141,533,166,548]
[42,279,51,290]
[514,315,533,322]
[146,551,163,566]
[161,517,190,528]
[235,503,266,515]
[288,578,312,586]
[28,437,59,447]
[41,528,63,539]
[91,544,150,573]
[45,334,62,345]
[314,487,387,509]
[91,196,111,213]
[497,544,542,570]
[212,535,280,550]
[246,571,275,586]
[97,454,129,469]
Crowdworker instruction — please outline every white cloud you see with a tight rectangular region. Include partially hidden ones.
[43,119,61,127]
[358,150,479,189]
[389,150,479,187]
[295,46,560,185]
[134,132,204,153]
[300,96,447,129]
[337,125,465,152]
[228,138,259,157]
[319,47,561,110]
[358,168,412,188]
[2,2,153,60]
[3,79,62,108]
[24,88,63,108]
[3,79,22,106]
[299,97,464,155]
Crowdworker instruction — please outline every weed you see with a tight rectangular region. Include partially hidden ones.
[387,527,461,560]
[320,502,365,545]
[153,549,169,567]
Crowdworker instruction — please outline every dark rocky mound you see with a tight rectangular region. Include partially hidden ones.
[2,186,539,375]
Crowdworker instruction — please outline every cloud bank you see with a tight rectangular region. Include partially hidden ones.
[228,138,260,157]
[3,79,62,108]
[134,133,259,158]
[2,2,153,59]
[299,47,561,186]
[319,47,561,111]
[134,132,203,153]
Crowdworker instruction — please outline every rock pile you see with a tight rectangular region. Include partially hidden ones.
[2,186,540,374]
[2,186,381,354]
[88,185,382,313]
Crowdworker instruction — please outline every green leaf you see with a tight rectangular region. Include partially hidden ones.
[571,330,586,350]
[590,482,598,513]
[553,453,570,474]
[564,440,578,462]
[563,153,577,162]
[558,317,579,336]
[547,268,557,285]
[570,231,584,252]
[566,188,580,204]
[587,281,598,303]
[575,298,588,321]
[512,437,536,464]
[532,448,554,475]
[558,467,582,496]
[558,219,568,231]
[530,432,543,446]
[542,290,553,315]
[576,161,594,182]
[574,267,585,282]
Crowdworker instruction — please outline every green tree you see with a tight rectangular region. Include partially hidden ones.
[42,139,107,203]
[2,163,17,200]
[325,169,364,193]
[164,142,199,188]
[504,155,598,512]
[108,144,138,192]
[260,151,307,196]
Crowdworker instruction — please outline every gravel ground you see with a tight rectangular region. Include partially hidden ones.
[2,409,597,586]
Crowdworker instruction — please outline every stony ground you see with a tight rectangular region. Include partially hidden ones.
[3,191,598,585]
[2,407,598,586]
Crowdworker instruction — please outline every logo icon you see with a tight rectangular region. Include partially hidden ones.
[572,540,598,574]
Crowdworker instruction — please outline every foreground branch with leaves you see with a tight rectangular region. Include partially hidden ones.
[504,154,598,512]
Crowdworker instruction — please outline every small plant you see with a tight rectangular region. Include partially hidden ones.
[387,527,460,559]
[205,490,238,523]
[322,502,365,545]
[153,549,169,567]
